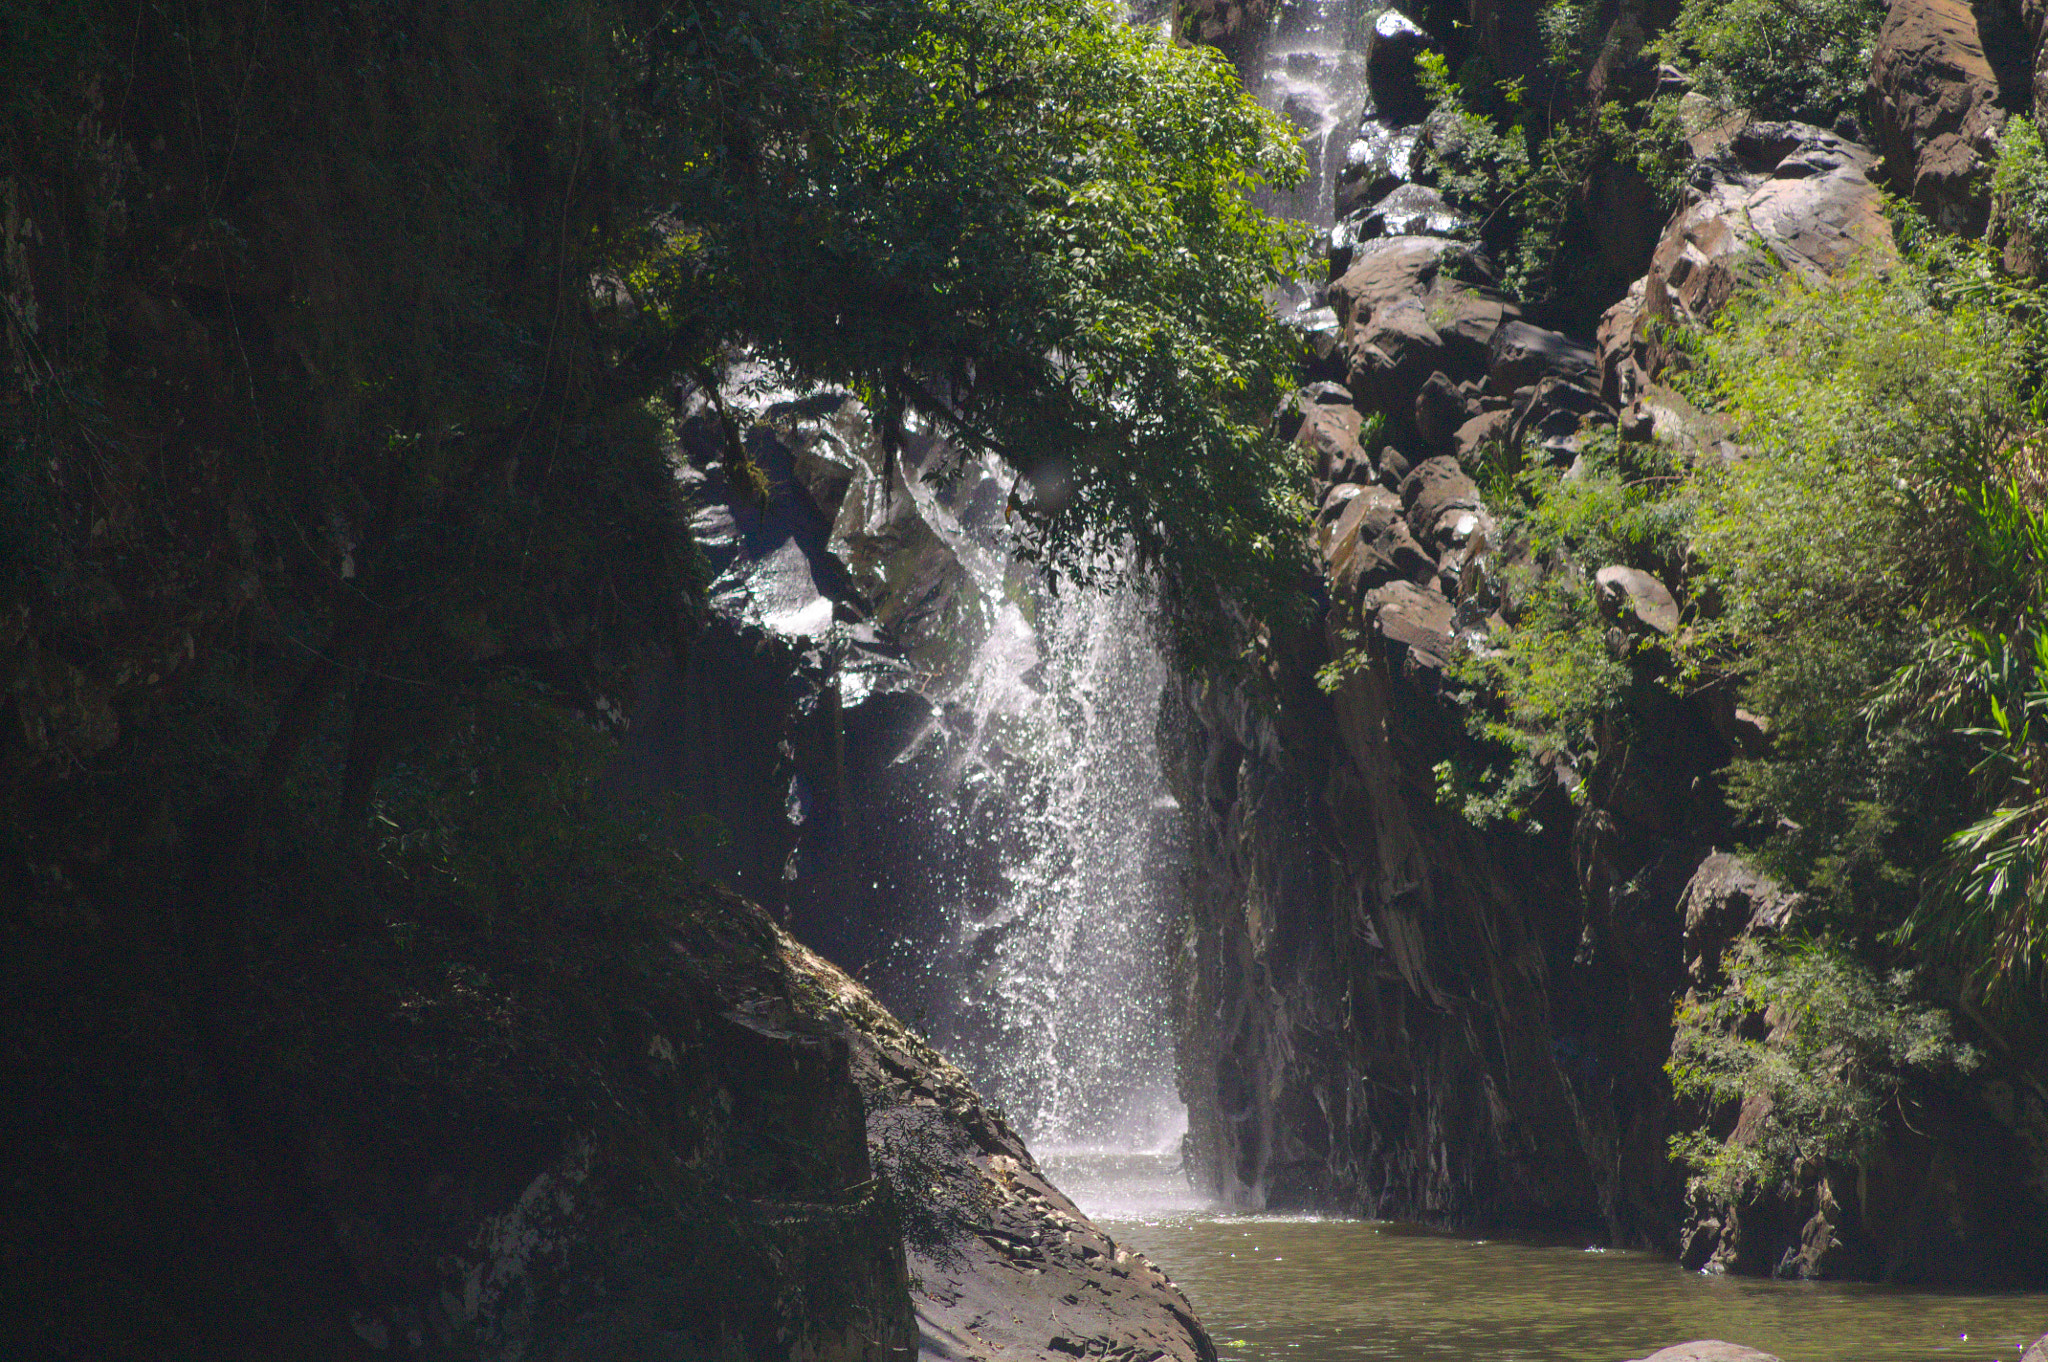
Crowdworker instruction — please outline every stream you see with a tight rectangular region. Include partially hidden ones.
[1039,1151,2048,1362]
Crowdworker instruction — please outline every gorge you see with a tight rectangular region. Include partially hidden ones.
[8,0,2048,1358]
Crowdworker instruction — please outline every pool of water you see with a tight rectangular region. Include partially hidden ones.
[1039,1152,2048,1362]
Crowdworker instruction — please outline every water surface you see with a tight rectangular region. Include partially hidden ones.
[1043,1152,2048,1362]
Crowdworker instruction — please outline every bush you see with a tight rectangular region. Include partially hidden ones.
[1435,431,1693,826]
[1680,264,2033,929]
[1655,0,1884,126]
[1668,937,1978,1203]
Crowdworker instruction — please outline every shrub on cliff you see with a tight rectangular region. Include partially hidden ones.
[1655,0,1883,126]
[1682,262,2037,949]
[1668,937,1979,1203]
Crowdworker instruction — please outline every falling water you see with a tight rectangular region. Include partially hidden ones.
[963,581,1185,1151]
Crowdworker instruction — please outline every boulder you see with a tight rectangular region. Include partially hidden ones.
[1346,304,1446,414]
[2024,1333,2048,1362]
[1363,579,1459,677]
[1294,392,1373,482]
[1594,564,1679,635]
[1364,9,1433,122]
[1341,182,1473,250]
[1624,1345,1782,1362]
[1414,370,1472,451]
[1487,319,1600,393]
[1327,486,1435,596]
[1334,119,1428,220]
[1180,0,1273,65]
[1599,123,1893,412]
[1332,238,1516,425]
[1507,376,1613,461]
[1678,853,1803,992]
[1452,409,1514,465]
[1870,0,2011,235]
[1399,455,1481,546]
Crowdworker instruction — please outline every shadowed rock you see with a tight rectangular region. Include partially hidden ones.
[1871,0,2011,235]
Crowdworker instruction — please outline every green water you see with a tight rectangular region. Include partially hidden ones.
[1041,1153,2048,1362]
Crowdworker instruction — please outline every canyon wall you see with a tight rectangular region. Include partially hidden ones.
[1167,0,2048,1280]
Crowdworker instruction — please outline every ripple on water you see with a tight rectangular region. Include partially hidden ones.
[1041,1153,2048,1362]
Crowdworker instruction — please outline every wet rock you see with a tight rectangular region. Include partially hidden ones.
[1594,565,1678,636]
[1180,0,1274,66]
[1488,320,1600,394]
[1599,123,1893,412]
[1345,183,1473,247]
[1871,0,2011,235]
[1624,1345,1783,1362]
[811,936,1218,1362]
[1364,9,1433,123]
[1334,120,1427,220]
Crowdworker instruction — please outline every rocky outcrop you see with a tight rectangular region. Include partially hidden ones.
[1672,855,2048,1285]
[1870,0,2017,235]
[792,939,1215,1362]
[1172,69,2048,1283]
[1598,122,1893,429]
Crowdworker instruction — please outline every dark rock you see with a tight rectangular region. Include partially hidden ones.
[1414,370,1472,451]
[1398,455,1479,543]
[1678,854,1803,991]
[1364,579,1459,675]
[1332,238,1516,428]
[1327,486,1435,596]
[1377,444,1414,488]
[1295,393,1373,482]
[1452,409,1515,465]
[1181,0,1274,66]
[1871,0,2010,235]
[827,941,1217,1362]
[1365,10,1433,122]
[1507,376,1613,461]
[1488,319,1600,394]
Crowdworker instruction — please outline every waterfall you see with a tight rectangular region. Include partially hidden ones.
[961,581,1185,1151]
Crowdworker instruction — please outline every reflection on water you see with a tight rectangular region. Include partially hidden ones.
[1041,1153,2048,1362]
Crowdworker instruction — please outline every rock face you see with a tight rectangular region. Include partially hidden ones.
[1673,863,2048,1286]
[1169,62,2048,1282]
[796,938,1215,1362]
[1598,123,1894,420]
[1871,0,2015,235]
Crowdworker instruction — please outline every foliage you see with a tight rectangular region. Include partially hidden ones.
[1653,0,1883,126]
[1993,117,2048,258]
[1680,265,2034,928]
[1413,24,1687,306]
[620,0,1313,624]
[1894,456,2048,996]
[1442,431,1693,826]
[1668,938,1978,1202]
